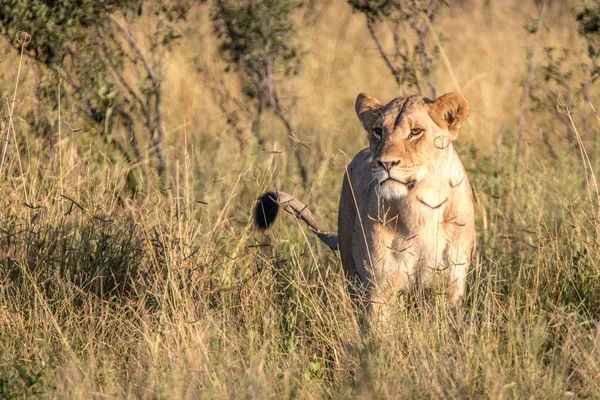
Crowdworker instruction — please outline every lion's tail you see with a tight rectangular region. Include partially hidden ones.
[254,191,338,250]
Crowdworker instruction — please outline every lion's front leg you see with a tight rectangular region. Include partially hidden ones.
[367,270,409,325]
[364,245,415,326]
[445,248,471,308]
[446,264,467,308]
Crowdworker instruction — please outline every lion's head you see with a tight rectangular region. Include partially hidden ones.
[355,93,469,199]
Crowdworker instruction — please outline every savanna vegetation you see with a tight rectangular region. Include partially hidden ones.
[0,0,599,397]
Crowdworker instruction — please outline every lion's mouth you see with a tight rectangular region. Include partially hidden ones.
[380,177,417,189]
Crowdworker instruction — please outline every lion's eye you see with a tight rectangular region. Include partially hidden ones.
[372,127,383,139]
[410,128,424,137]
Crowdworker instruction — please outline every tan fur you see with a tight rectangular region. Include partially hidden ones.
[343,92,475,319]
[257,92,476,320]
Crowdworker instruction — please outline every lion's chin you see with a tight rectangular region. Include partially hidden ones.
[376,180,411,200]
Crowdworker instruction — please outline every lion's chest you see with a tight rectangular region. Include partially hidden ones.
[351,191,452,288]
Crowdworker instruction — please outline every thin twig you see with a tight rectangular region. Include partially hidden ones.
[110,15,167,177]
[366,18,402,87]
[514,0,548,201]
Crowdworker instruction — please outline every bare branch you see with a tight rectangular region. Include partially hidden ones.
[514,0,548,201]
[110,14,167,177]
[366,18,402,87]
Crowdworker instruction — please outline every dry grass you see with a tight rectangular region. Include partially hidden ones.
[1,0,599,398]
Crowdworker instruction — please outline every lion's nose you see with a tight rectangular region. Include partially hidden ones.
[378,159,400,172]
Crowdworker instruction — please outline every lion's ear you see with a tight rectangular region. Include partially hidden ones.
[428,93,469,140]
[355,93,383,132]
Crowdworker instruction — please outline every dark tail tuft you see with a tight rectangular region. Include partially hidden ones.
[254,191,279,230]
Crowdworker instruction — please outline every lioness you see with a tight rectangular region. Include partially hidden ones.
[255,93,476,318]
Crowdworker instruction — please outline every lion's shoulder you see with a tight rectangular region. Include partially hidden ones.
[344,147,373,201]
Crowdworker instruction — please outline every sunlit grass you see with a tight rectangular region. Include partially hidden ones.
[0,0,599,398]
